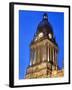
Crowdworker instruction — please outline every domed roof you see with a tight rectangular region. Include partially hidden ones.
[37,13,53,35]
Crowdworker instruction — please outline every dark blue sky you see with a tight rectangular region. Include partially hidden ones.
[19,10,64,79]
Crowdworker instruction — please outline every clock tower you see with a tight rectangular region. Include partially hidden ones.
[25,13,59,79]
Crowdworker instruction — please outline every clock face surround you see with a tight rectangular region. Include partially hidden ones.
[48,33,52,39]
[38,32,44,38]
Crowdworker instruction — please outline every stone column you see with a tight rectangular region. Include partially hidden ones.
[38,47,41,63]
[33,48,36,64]
[55,49,57,65]
[56,50,58,65]
[30,48,33,66]
[55,49,58,70]
[40,45,43,62]
[48,45,49,62]
[43,44,46,61]
[32,48,36,65]
[53,48,54,63]
[41,45,43,62]
[36,47,38,63]
[49,47,51,61]
[37,47,39,63]
[46,44,48,62]
[32,48,34,65]
[35,48,37,64]
[39,46,42,62]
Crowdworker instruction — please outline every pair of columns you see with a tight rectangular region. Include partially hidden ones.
[30,44,57,66]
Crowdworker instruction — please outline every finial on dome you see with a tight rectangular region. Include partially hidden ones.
[43,13,48,20]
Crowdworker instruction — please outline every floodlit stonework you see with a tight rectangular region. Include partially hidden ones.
[25,13,64,79]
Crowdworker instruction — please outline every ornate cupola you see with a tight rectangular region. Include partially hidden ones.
[25,13,59,79]
[31,13,57,46]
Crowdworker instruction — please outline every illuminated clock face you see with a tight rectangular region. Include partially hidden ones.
[35,32,43,41]
[48,33,52,39]
[38,32,43,38]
